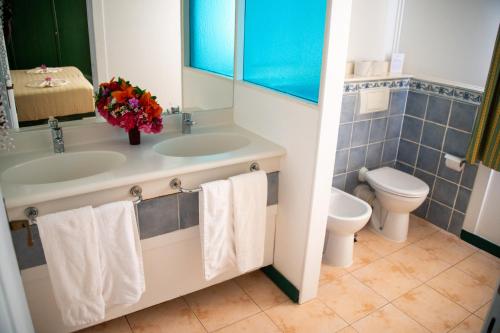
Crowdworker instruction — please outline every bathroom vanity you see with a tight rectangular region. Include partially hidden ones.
[0,119,285,332]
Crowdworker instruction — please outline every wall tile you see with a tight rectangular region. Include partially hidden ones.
[267,172,280,205]
[366,142,384,168]
[425,96,451,125]
[449,102,477,132]
[427,200,452,230]
[345,171,360,194]
[413,198,429,219]
[448,211,465,236]
[406,91,428,118]
[351,121,370,146]
[397,139,419,166]
[443,129,471,157]
[416,146,440,174]
[340,95,356,123]
[432,178,458,207]
[179,193,199,229]
[455,187,471,214]
[369,118,388,143]
[461,164,478,189]
[414,169,435,195]
[382,139,398,162]
[11,226,46,269]
[337,124,352,150]
[437,153,462,183]
[401,116,423,142]
[395,161,414,174]
[138,194,179,239]
[386,115,403,139]
[389,90,407,115]
[421,122,445,150]
[348,146,367,171]
[334,149,349,174]
[332,174,346,191]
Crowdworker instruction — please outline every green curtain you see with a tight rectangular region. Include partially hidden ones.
[466,26,500,171]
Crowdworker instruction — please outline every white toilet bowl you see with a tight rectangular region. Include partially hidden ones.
[324,187,372,267]
[359,167,429,242]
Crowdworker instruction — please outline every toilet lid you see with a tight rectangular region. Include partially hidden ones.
[366,167,429,198]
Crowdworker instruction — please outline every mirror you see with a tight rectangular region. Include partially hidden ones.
[2,0,235,130]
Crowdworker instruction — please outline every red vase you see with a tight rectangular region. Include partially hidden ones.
[128,127,141,145]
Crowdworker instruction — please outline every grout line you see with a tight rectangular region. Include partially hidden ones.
[404,113,473,135]
[181,296,211,332]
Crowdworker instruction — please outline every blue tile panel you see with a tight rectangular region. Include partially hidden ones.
[333,89,408,194]
[12,172,280,270]
[396,78,481,234]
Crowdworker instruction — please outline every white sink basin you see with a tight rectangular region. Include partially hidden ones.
[154,133,251,157]
[2,151,126,185]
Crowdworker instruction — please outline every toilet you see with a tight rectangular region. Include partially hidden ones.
[324,187,372,267]
[357,167,429,242]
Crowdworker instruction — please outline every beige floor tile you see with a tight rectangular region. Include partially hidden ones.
[214,313,280,333]
[126,298,205,333]
[345,243,382,272]
[78,317,132,333]
[393,285,469,333]
[407,215,440,243]
[319,263,348,285]
[317,274,387,323]
[352,258,422,300]
[427,267,493,312]
[235,270,288,310]
[414,231,476,265]
[336,327,358,333]
[475,301,492,320]
[455,252,500,288]
[387,244,451,282]
[356,228,409,257]
[265,299,347,333]
[352,304,428,333]
[184,280,260,332]
[449,315,483,333]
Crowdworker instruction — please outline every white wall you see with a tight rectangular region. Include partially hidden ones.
[347,0,400,61]
[90,0,182,110]
[398,0,500,88]
[233,0,351,302]
[182,68,234,111]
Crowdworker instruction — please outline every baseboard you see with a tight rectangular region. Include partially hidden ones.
[261,265,299,303]
[460,230,500,258]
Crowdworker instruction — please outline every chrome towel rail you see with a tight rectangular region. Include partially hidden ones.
[9,185,144,247]
[170,162,260,193]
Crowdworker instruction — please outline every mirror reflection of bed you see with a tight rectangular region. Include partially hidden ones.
[4,0,95,128]
[11,66,95,127]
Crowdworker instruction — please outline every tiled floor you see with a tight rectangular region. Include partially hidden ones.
[81,215,498,333]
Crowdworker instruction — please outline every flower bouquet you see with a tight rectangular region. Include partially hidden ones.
[95,77,163,145]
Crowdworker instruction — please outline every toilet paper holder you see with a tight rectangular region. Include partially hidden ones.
[444,153,466,172]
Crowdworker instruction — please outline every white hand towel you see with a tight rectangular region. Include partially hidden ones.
[93,201,145,307]
[37,206,105,327]
[199,180,236,280]
[229,170,268,273]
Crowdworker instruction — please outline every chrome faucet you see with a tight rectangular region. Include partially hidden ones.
[48,117,64,153]
[182,113,196,134]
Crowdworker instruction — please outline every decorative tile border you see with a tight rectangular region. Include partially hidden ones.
[344,78,483,105]
[409,79,482,104]
[343,78,410,94]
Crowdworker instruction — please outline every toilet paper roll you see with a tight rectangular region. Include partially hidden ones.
[444,153,465,172]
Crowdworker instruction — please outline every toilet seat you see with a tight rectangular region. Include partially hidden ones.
[366,167,429,198]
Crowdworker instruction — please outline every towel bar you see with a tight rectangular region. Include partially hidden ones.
[9,185,144,247]
[169,162,260,193]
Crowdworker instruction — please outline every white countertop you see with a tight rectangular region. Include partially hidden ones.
[0,125,286,208]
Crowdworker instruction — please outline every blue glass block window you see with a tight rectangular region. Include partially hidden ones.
[189,0,235,77]
[243,0,327,103]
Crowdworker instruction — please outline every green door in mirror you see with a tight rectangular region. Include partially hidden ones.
[5,0,92,81]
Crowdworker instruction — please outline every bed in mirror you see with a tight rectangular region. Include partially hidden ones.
[1,0,235,130]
